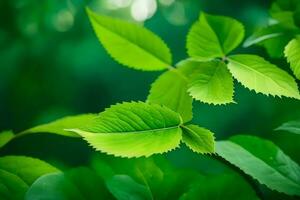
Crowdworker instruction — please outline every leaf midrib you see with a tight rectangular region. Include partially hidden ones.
[68,125,181,135]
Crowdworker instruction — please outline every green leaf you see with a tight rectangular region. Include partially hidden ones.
[19,114,97,138]
[147,68,193,122]
[187,13,244,60]
[261,33,295,58]
[285,38,300,80]
[0,156,59,185]
[216,135,300,196]
[180,173,259,200]
[227,54,300,99]
[181,125,215,154]
[243,25,284,47]
[187,60,234,105]
[243,24,297,58]
[0,156,59,200]
[275,120,300,134]
[26,167,113,200]
[67,102,183,158]
[90,155,201,199]
[106,175,152,200]
[0,130,14,148]
[86,8,172,71]
[0,169,28,200]
[270,0,300,29]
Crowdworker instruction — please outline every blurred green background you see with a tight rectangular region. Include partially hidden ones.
[0,0,300,197]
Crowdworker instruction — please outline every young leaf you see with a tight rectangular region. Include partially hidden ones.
[0,156,59,200]
[187,13,244,60]
[216,135,300,196]
[227,54,300,99]
[180,173,259,200]
[275,120,300,134]
[19,114,97,138]
[181,125,215,154]
[187,60,234,105]
[0,130,14,148]
[147,68,193,122]
[285,38,300,80]
[67,102,183,158]
[26,167,113,200]
[86,8,172,71]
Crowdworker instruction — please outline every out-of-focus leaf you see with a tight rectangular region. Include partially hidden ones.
[147,69,193,122]
[285,38,300,80]
[243,25,284,47]
[0,156,59,200]
[275,120,300,134]
[19,114,97,138]
[0,130,14,148]
[86,8,172,71]
[106,175,152,200]
[216,135,300,196]
[26,167,112,200]
[180,173,259,200]
[270,0,300,29]
[0,156,59,185]
[90,155,201,199]
[0,169,28,200]
[67,102,183,158]
[187,13,244,60]
[227,54,300,99]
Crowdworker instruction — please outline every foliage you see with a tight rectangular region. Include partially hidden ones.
[25,155,260,200]
[1,0,300,199]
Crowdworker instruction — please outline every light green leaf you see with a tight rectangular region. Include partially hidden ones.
[180,173,259,200]
[0,130,14,148]
[26,167,113,200]
[147,68,193,122]
[67,102,183,158]
[285,38,300,80]
[187,60,234,105]
[181,125,215,154]
[227,54,300,99]
[19,114,97,138]
[187,13,244,60]
[0,156,59,200]
[275,120,300,134]
[216,135,300,196]
[86,8,172,71]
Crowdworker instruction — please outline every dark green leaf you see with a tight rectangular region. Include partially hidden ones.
[216,135,300,196]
